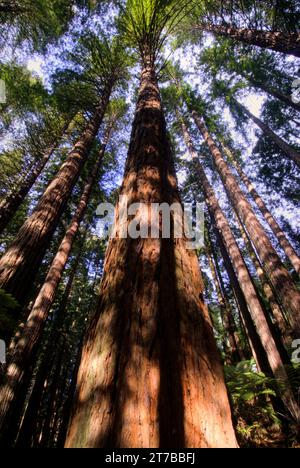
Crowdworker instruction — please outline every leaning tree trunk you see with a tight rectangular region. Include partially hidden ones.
[223,144,300,275]
[15,237,85,448]
[65,59,238,449]
[0,121,71,234]
[179,113,300,423]
[240,71,300,113]
[232,98,300,168]
[0,85,112,308]
[233,211,292,345]
[192,111,300,338]
[0,132,110,440]
[198,23,300,57]
[214,224,271,373]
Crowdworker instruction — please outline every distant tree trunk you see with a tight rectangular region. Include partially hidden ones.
[65,57,238,449]
[0,131,110,440]
[179,113,300,423]
[0,85,112,307]
[233,211,292,346]
[214,225,271,373]
[223,144,300,275]
[240,71,300,113]
[198,23,300,57]
[0,122,70,234]
[15,238,85,448]
[56,336,84,448]
[209,241,247,362]
[206,231,240,364]
[232,98,300,168]
[192,111,300,337]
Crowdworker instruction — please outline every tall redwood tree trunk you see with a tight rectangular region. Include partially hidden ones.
[233,211,292,346]
[179,114,300,422]
[192,111,300,337]
[0,132,110,441]
[223,145,300,275]
[65,59,238,449]
[198,23,300,57]
[232,98,300,168]
[0,85,112,307]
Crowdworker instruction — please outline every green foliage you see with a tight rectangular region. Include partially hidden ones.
[0,0,84,51]
[225,360,277,404]
[0,288,19,341]
[119,0,191,64]
[53,33,132,112]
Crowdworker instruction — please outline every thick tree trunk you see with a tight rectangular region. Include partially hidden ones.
[233,98,300,168]
[0,134,109,439]
[223,145,300,275]
[179,114,300,423]
[240,72,300,113]
[0,86,111,307]
[198,23,300,57]
[65,62,238,449]
[192,112,300,337]
[0,122,70,234]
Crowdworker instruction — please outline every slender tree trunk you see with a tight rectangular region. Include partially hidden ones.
[223,144,300,275]
[233,211,292,345]
[215,228,289,424]
[179,113,300,422]
[0,85,112,307]
[232,98,300,168]
[192,111,300,337]
[65,60,238,449]
[15,239,85,448]
[206,234,240,364]
[240,71,300,113]
[38,348,65,448]
[214,225,271,373]
[0,122,70,234]
[0,131,110,439]
[197,23,300,57]
[56,336,84,448]
[209,241,247,362]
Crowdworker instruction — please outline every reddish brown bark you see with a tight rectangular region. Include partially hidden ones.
[192,112,300,338]
[179,114,300,422]
[198,23,300,57]
[0,133,109,439]
[223,145,300,275]
[15,238,85,448]
[233,211,292,346]
[65,63,238,449]
[0,86,111,307]
[233,98,300,168]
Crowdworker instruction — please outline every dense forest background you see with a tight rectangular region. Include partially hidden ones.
[0,0,299,449]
